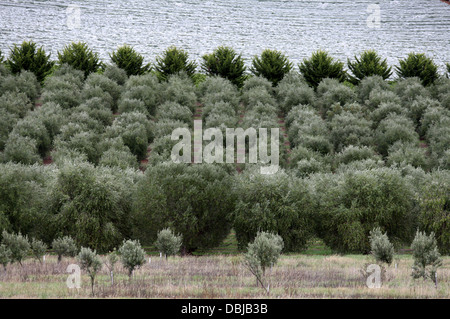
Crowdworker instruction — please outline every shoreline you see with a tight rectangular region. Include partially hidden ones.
[440,0,450,5]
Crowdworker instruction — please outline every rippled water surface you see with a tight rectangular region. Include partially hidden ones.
[1,0,449,70]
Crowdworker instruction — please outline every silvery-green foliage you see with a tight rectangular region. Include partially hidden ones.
[315,82,357,116]
[99,148,138,170]
[159,73,197,111]
[394,77,431,107]
[80,84,114,111]
[370,102,406,129]
[294,157,331,177]
[357,75,391,104]
[121,85,158,116]
[204,112,238,130]
[244,231,284,276]
[336,158,385,173]
[35,102,67,139]
[278,85,316,115]
[51,147,88,165]
[369,227,394,265]
[68,109,106,133]
[52,236,78,262]
[30,238,47,263]
[419,106,450,137]
[155,228,182,259]
[0,91,33,118]
[43,76,81,93]
[118,98,148,116]
[3,133,41,165]
[426,117,450,158]
[103,63,128,86]
[153,119,188,139]
[335,145,380,165]
[157,101,193,125]
[202,101,236,120]
[242,76,274,94]
[118,239,146,278]
[201,90,240,111]
[54,129,101,164]
[1,231,30,266]
[374,114,419,156]
[0,109,19,150]
[197,75,237,97]
[50,63,84,87]
[241,87,276,110]
[316,78,340,96]
[329,111,373,152]
[365,88,401,110]
[125,73,159,90]
[411,230,442,283]
[85,73,122,112]
[275,71,307,100]
[0,244,11,270]
[41,88,81,109]
[386,141,428,170]
[406,96,441,127]
[285,104,316,128]
[11,116,52,155]
[325,101,365,120]
[77,247,102,295]
[0,70,40,102]
[148,135,178,164]
[76,98,114,127]
[112,111,154,142]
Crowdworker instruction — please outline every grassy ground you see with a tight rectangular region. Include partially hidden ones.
[0,235,448,299]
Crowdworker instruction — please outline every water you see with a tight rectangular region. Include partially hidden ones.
[0,0,449,72]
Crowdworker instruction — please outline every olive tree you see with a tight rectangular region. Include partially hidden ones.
[155,228,182,260]
[77,247,102,296]
[118,239,146,279]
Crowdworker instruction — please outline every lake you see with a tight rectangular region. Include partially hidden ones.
[0,0,449,72]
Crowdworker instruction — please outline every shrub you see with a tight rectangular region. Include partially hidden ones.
[394,77,431,108]
[49,162,132,253]
[406,96,440,128]
[3,134,41,165]
[357,75,391,104]
[54,130,102,164]
[155,228,182,260]
[244,231,283,278]
[315,82,357,116]
[41,88,81,109]
[0,244,11,271]
[0,91,33,118]
[1,231,30,266]
[11,117,51,156]
[0,109,19,150]
[370,102,406,128]
[241,87,277,110]
[374,114,419,157]
[76,98,114,127]
[411,230,442,285]
[365,88,401,110]
[386,141,428,169]
[57,42,102,78]
[77,247,102,295]
[155,46,197,82]
[419,106,450,137]
[121,85,158,116]
[157,101,193,124]
[242,76,274,93]
[250,49,293,86]
[294,157,331,177]
[6,40,55,84]
[201,46,246,88]
[278,85,315,115]
[110,45,151,77]
[197,76,238,98]
[99,148,138,170]
[118,98,148,115]
[52,236,78,263]
[369,227,394,265]
[329,112,373,152]
[335,145,379,165]
[299,50,347,89]
[202,101,236,120]
[0,163,51,239]
[313,168,414,253]
[426,117,450,157]
[118,239,146,278]
[396,53,439,86]
[234,170,314,252]
[418,172,450,254]
[347,50,392,85]
[103,63,128,85]
[30,238,47,264]
[159,73,197,110]
[80,85,114,111]
[336,158,385,173]
[84,73,122,112]
[133,163,236,253]
[50,63,85,88]
[125,73,160,90]
[1,70,40,102]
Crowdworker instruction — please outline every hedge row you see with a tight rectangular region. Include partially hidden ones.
[0,162,448,255]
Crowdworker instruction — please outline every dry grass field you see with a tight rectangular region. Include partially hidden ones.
[0,253,448,299]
